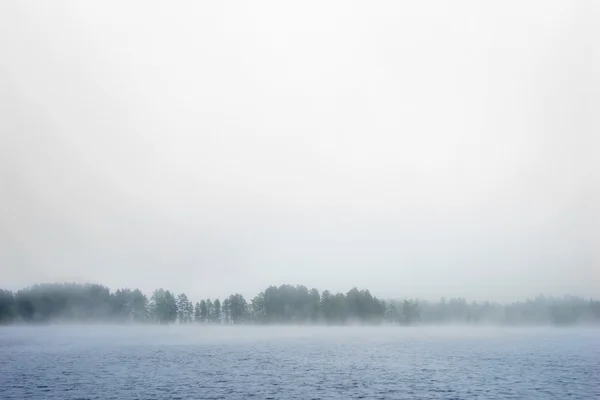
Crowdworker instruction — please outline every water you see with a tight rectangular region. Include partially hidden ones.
[0,325,598,399]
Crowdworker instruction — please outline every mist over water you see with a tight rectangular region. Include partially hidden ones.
[3,323,598,343]
[1,325,598,399]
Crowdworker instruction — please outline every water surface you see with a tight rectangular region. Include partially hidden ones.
[1,325,598,399]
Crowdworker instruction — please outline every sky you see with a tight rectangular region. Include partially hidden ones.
[1,0,598,302]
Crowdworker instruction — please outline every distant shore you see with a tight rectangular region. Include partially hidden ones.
[1,283,598,326]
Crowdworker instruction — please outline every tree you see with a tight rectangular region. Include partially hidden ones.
[164,291,178,323]
[251,293,266,323]
[402,300,420,325]
[386,303,402,323]
[206,299,214,323]
[263,286,281,322]
[228,294,247,324]
[177,293,193,323]
[0,289,15,324]
[222,298,231,324]
[309,288,321,322]
[109,288,148,322]
[150,289,166,323]
[321,290,333,322]
[194,302,202,323]
[150,289,177,324]
[177,293,186,323]
[110,289,130,320]
[131,289,148,322]
[199,300,208,323]
[332,293,347,323]
[591,300,600,322]
[213,299,221,324]
[15,290,35,321]
[185,297,194,323]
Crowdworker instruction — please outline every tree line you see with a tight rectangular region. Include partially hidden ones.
[0,283,599,326]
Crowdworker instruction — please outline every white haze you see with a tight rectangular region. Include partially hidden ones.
[0,0,598,302]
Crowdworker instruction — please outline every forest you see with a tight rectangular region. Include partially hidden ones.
[0,283,599,326]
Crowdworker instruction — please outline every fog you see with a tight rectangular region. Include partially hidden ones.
[4,324,598,352]
[1,1,598,302]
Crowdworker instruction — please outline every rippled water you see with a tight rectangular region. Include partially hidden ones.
[0,325,598,399]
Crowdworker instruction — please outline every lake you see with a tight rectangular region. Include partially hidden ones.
[0,325,598,399]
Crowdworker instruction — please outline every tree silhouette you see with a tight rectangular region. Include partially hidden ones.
[1,282,598,326]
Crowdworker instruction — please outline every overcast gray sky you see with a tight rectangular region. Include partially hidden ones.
[1,0,598,302]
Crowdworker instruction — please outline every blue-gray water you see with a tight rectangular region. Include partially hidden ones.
[1,326,598,399]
